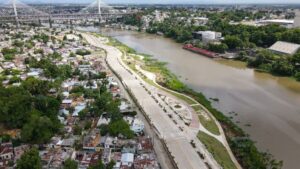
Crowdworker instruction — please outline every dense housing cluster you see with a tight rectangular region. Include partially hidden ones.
[0,25,159,169]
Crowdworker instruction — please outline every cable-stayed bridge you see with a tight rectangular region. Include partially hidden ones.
[0,0,133,26]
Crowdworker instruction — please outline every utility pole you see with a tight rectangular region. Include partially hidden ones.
[12,0,19,28]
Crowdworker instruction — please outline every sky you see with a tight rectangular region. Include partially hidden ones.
[1,0,300,4]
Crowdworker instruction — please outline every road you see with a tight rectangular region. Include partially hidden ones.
[83,33,220,169]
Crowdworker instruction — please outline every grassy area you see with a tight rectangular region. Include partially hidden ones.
[198,131,237,169]
[165,90,197,105]
[192,105,202,111]
[114,38,221,135]
[198,113,220,135]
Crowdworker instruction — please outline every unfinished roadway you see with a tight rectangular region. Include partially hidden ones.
[83,33,221,169]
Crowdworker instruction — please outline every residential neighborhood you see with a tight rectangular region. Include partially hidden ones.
[0,25,159,169]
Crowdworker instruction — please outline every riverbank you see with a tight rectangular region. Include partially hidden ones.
[83,33,222,169]
[103,34,283,169]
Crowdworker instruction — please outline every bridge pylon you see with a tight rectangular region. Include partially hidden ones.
[97,0,103,22]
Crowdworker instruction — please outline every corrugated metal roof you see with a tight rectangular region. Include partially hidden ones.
[269,41,300,55]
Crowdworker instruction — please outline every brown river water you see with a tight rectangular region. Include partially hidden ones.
[78,26,300,169]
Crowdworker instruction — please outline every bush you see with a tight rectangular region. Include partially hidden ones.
[76,49,91,56]
[295,72,300,81]
[271,60,294,76]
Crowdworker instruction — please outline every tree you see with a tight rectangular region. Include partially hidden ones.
[73,125,82,135]
[16,148,42,169]
[271,60,294,76]
[63,159,78,169]
[223,35,243,50]
[88,161,105,169]
[21,113,59,144]
[295,72,300,81]
[22,77,49,96]
[292,53,300,67]
[108,119,134,139]
[106,161,116,169]
[208,43,228,53]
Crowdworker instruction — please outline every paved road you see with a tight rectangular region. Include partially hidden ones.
[84,34,216,169]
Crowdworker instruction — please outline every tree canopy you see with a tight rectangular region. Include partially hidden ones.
[16,148,42,169]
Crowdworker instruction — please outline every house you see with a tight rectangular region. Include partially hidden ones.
[119,101,130,113]
[258,19,294,28]
[133,153,159,169]
[101,148,111,164]
[77,152,101,169]
[130,119,144,134]
[83,129,101,151]
[61,99,73,109]
[137,137,153,154]
[100,136,115,149]
[120,153,134,167]
[269,41,300,55]
[72,103,86,117]
[61,138,75,147]
[0,142,13,168]
[40,149,73,169]
[14,145,29,161]
[66,34,80,41]
[97,115,111,126]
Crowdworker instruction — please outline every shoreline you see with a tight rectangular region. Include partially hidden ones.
[83,33,222,169]
[98,32,283,169]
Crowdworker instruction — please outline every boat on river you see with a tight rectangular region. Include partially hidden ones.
[183,44,219,58]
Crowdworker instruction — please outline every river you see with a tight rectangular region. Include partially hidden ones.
[78,26,300,169]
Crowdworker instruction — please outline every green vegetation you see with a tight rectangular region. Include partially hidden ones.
[63,159,78,169]
[230,137,283,169]
[76,49,91,56]
[246,49,300,79]
[198,113,220,135]
[88,160,115,169]
[1,47,18,60]
[32,33,49,43]
[0,77,61,144]
[16,148,42,169]
[107,119,134,138]
[71,78,134,139]
[197,131,237,169]
[27,57,72,80]
[122,13,143,29]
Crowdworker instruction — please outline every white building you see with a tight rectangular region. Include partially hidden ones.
[130,119,145,134]
[121,153,134,167]
[269,41,300,55]
[66,34,80,41]
[195,31,222,43]
[257,19,294,28]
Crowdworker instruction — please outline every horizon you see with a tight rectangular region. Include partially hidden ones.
[1,0,300,5]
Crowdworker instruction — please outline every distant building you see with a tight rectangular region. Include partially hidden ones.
[193,31,222,43]
[258,19,294,28]
[269,41,300,55]
[192,17,208,26]
[294,10,300,28]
